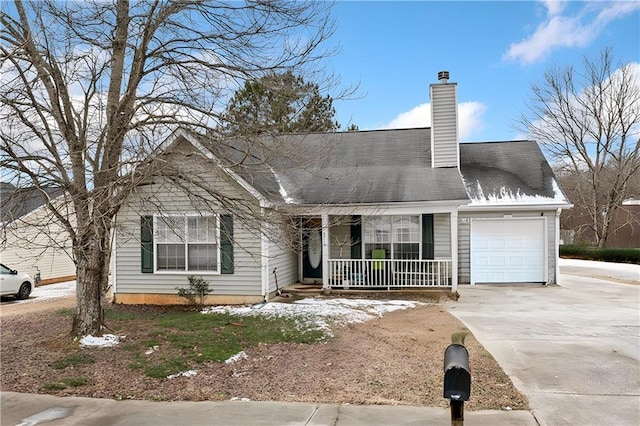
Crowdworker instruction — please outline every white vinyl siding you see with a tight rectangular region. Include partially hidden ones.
[268,240,298,295]
[0,200,76,282]
[434,213,451,259]
[430,83,459,168]
[114,172,263,296]
[457,218,471,284]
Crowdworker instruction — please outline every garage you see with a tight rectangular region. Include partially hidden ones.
[471,218,546,284]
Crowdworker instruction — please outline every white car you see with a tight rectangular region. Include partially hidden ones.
[0,263,34,299]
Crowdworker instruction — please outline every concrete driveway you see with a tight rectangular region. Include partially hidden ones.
[447,261,640,426]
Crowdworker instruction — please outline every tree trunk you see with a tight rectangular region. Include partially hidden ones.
[71,225,111,336]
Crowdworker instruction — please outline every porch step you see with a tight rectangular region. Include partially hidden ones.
[282,283,324,296]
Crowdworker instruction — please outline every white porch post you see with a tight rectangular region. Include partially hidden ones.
[450,209,458,292]
[321,214,330,290]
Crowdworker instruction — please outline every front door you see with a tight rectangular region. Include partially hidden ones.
[302,224,323,280]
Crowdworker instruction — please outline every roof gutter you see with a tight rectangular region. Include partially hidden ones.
[459,202,573,212]
[285,199,471,216]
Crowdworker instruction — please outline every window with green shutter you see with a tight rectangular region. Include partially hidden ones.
[220,214,234,274]
[141,216,154,273]
[141,214,234,274]
[350,215,362,259]
[422,214,434,260]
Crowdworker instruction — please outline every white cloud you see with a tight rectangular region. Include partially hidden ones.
[385,103,430,129]
[384,101,487,140]
[504,1,640,65]
[458,102,487,140]
[541,0,567,17]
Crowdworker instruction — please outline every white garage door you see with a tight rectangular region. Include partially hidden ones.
[471,219,546,284]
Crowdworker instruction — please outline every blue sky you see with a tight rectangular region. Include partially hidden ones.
[329,0,640,141]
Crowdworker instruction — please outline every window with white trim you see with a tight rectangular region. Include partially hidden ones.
[392,215,420,259]
[155,215,219,272]
[363,215,420,259]
[363,216,391,259]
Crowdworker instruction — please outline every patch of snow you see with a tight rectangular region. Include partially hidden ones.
[559,257,640,282]
[15,280,76,304]
[225,351,248,364]
[267,165,296,204]
[202,297,422,334]
[167,370,198,379]
[80,334,120,348]
[465,178,567,205]
[230,397,251,402]
[145,345,159,355]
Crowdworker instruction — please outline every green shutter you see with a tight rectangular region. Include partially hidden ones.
[141,216,154,273]
[220,214,234,274]
[422,214,434,260]
[350,215,362,259]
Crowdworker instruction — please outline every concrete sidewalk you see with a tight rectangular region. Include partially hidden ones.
[1,392,537,426]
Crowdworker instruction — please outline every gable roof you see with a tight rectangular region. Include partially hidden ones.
[167,127,570,209]
[0,183,65,224]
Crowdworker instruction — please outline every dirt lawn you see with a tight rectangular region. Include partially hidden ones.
[0,296,528,411]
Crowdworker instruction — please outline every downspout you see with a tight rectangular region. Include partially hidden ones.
[555,208,561,285]
[261,207,269,301]
[111,214,117,301]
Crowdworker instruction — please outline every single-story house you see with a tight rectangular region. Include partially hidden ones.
[112,72,571,305]
[0,183,76,284]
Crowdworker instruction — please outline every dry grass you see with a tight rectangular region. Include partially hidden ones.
[0,298,528,410]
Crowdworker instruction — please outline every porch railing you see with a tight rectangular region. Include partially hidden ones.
[328,259,452,289]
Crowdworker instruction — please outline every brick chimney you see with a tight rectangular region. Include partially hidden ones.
[430,71,459,168]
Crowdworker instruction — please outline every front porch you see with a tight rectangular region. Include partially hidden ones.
[299,210,459,292]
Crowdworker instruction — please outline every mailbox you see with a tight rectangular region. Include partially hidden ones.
[443,343,471,401]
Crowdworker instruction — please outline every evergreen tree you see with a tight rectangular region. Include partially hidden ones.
[223,71,339,134]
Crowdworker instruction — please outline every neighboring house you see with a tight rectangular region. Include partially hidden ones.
[0,184,76,284]
[112,72,571,305]
[561,197,640,248]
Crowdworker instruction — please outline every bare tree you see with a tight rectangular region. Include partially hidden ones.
[520,48,640,247]
[0,0,338,336]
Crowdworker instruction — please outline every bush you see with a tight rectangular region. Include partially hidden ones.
[176,276,212,305]
[560,245,640,264]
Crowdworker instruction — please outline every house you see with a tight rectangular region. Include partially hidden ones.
[0,183,76,284]
[112,72,571,305]
[561,197,640,248]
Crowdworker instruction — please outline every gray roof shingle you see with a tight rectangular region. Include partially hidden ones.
[227,128,470,205]
[459,140,567,204]
[198,128,568,207]
[0,183,64,223]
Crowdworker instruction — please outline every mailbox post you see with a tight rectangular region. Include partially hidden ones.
[443,343,471,426]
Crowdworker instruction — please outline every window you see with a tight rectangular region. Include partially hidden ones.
[392,216,420,260]
[363,215,420,259]
[363,216,391,259]
[155,215,219,272]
